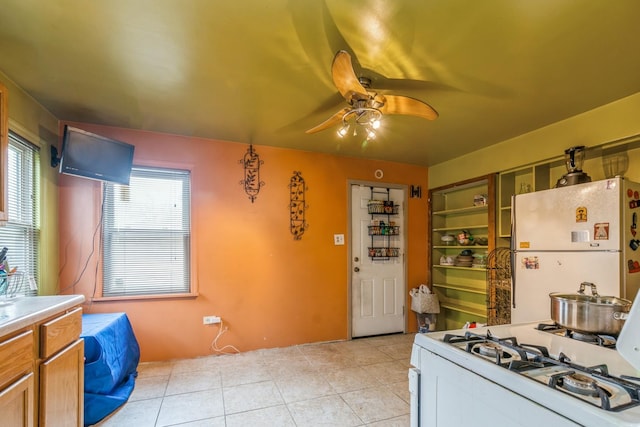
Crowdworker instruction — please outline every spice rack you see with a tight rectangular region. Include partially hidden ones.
[367,188,400,260]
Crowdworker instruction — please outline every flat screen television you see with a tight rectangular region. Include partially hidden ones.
[59,126,135,185]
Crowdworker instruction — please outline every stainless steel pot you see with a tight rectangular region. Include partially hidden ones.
[549,282,631,335]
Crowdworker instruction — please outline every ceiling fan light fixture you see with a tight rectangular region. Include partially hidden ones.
[305,50,438,137]
[337,123,350,138]
[338,106,382,140]
[365,126,377,140]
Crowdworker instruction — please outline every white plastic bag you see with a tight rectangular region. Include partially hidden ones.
[410,284,440,314]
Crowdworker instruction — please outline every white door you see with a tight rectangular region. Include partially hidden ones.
[351,184,405,337]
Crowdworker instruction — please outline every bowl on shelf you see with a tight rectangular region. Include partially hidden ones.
[440,256,455,265]
[454,254,473,267]
[474,237,488,246]
[440,234,455,246]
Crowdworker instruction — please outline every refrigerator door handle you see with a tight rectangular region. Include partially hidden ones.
[511,194,517,309]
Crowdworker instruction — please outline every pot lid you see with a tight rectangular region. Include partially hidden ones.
[618,292,640,371]
[549,292,632,307]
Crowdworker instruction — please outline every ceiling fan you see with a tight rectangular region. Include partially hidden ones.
[305,50,439,139]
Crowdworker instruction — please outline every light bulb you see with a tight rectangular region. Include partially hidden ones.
[337,125,349,138]
[371,119,381,129]
[366,128,376,140]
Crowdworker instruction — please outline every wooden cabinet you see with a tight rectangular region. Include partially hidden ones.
[0,373,34,427]
[38,307,83,427]
[0,304,83,427]
[0,82,8,222]
[428,174,496,330]
[39,339,83,427]
[0,330,35,427]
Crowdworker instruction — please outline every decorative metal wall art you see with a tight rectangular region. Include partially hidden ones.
[289,171,308,240]
[239,144,264,203]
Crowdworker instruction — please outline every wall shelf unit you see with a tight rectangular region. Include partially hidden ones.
[432,282,487,295]
[438,301,488,318]
[367,188,400,260]
[428,174,496,330]
[498,159,564,239]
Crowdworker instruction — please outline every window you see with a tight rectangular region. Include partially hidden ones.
[102,166,191,297]
[0,132,40,296]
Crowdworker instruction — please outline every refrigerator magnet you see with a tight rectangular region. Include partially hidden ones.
[628,259,640,273]
[522,256,539,269]
[594,223,609,240]
[575,207,587,222]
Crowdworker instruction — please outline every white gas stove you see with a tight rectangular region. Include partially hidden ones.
[409,321,640,427]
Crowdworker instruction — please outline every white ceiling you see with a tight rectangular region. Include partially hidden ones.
[1,0,639,166]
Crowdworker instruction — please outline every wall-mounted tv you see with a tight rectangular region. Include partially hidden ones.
[59,126,135,185]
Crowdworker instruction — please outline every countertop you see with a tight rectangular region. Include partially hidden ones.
[0,294,85,336]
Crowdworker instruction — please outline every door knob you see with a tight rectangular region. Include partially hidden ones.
[354,267,360,272]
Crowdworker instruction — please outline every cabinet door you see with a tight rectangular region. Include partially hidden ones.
[0,373,34,427]
[39,339,84,427]
[0,82,7,222]
[40,307,82,358]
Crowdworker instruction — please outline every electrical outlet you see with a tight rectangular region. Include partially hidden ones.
[203,315,221,325]
[334,234,345,245]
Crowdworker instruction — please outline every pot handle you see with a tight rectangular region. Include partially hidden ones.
[578,282,600,297]
[613,312,629,321]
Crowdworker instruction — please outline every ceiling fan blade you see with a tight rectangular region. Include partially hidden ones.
[332,51,369,102]
[305,108,350,134]
[379,94,439,120]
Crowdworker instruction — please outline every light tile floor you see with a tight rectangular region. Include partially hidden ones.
[96,333,414,426]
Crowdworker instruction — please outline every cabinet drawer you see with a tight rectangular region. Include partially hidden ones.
[40,307,82,359]
[0,330,34,389]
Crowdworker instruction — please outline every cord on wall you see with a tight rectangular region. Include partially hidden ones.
[210,319,240,355]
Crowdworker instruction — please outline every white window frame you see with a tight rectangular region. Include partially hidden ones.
[102,166,191,297]
[0,132,40,296]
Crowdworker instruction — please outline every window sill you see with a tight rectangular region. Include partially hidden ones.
[90,292,199,303]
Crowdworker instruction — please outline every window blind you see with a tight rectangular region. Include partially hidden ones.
[0,133,40,296]
[102,166,191,296]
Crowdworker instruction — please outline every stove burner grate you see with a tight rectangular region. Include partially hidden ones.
[443,330,640,412]
[561,373,607,397]
[536,323,617,348]
[476,342,505,358]
[534,353,640,411]
[445,330,549,366]
[549,370,614,409]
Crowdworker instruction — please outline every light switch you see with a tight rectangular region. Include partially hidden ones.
[334,234,345,245]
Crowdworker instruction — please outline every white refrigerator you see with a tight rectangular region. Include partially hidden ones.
[511,177,640,323]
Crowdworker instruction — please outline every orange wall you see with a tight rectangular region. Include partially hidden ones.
[58,123,428,362]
